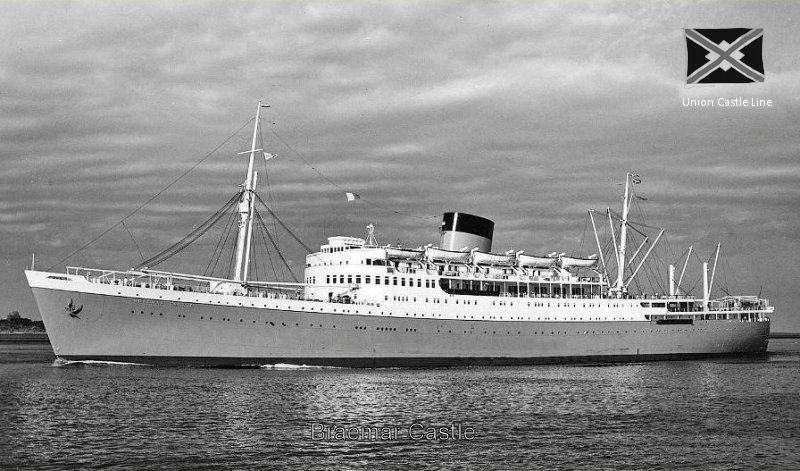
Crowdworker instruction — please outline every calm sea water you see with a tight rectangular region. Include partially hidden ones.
[1,341,798,470]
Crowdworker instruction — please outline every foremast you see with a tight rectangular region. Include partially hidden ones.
[233,102,269,283]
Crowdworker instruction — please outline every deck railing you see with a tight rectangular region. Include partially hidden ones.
[62,266,772,313]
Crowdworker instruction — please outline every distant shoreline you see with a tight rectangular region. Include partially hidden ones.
[770,332,800,339]
[0,332,50,343]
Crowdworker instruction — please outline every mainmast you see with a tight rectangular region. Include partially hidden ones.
[614,173,632,291]
[233,102,268,283]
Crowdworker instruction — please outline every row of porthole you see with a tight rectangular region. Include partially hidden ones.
[126,286,627,311]
[387,312,596,322]
[130,295,630,323]
[353,326,416,332]
[127,312,702,337]
[133,310,275,326]
[132,308,632,326]
[385,298,629,311]
[435,329,526,335]
[430,329,691,336]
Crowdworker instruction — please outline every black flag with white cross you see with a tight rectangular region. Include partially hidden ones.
[685,28,764,84]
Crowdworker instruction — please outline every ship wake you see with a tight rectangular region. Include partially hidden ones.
[53,358,152,368]
[259,363,344,370]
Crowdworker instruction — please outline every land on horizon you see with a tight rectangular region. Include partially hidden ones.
[1,312,45,333]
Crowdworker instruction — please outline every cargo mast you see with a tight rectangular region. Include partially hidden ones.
[607,172,636,295]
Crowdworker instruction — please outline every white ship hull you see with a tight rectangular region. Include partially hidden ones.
[28,270,770,367]
[23,109,774,368]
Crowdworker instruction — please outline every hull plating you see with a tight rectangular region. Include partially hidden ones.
[31,285,770,367]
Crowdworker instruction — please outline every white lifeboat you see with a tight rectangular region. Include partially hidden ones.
[517,254,558,268]
[471,250,516,266]
[425,247,471,263]
[559,255,598,269]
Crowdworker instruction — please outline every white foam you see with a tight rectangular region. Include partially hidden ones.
[259,363,342,370]
[769,354,800,363]
[53,358,151,368]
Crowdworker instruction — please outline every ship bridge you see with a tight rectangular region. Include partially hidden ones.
[320,236,366,253]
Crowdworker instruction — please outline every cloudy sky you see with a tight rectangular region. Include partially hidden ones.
[1,2,798,331]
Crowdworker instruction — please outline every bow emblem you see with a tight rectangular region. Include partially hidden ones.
[65,298,83,319]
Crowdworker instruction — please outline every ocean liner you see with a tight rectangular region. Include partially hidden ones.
[26,104,773,367]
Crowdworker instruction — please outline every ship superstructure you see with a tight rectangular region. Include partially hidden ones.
[25,104,773,367]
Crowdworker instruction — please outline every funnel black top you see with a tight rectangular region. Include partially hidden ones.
[441,212,494,239]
